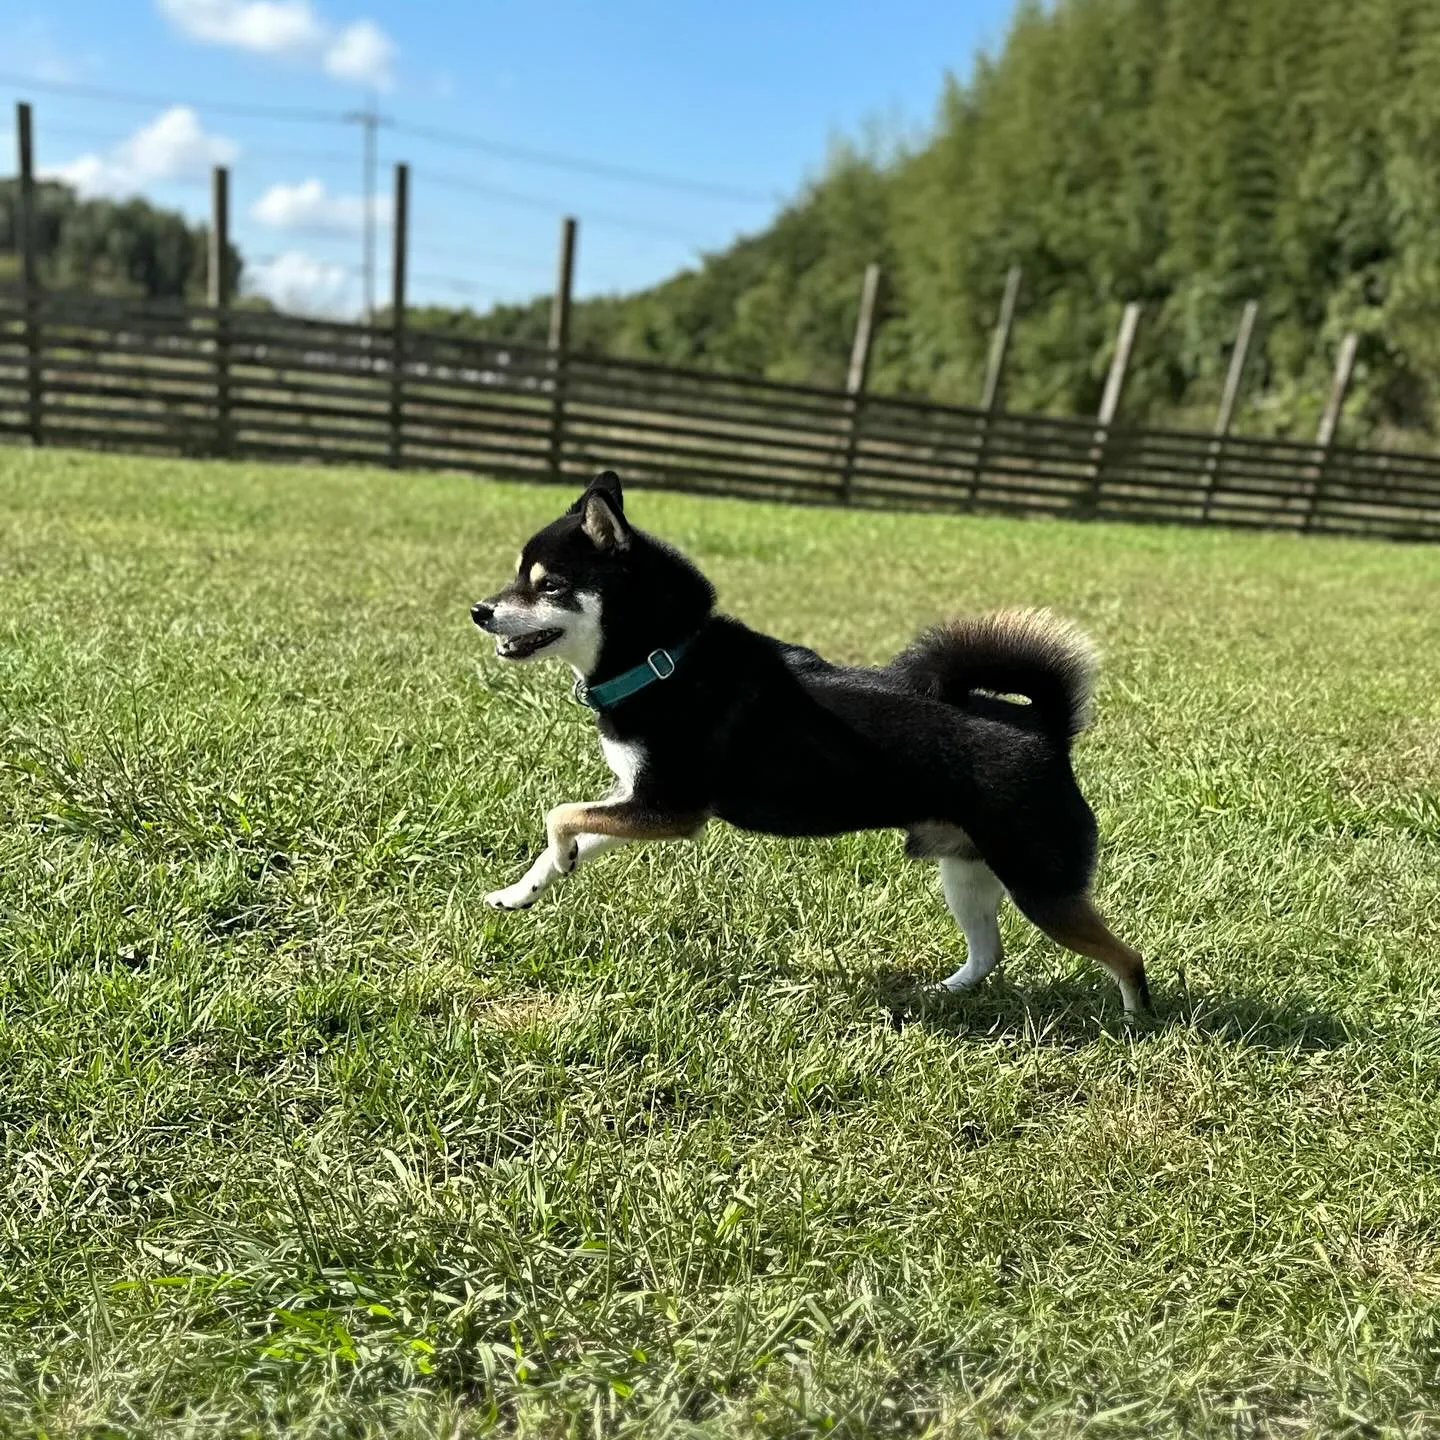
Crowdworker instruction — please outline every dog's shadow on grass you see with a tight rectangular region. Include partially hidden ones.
[867,968,1362,1051]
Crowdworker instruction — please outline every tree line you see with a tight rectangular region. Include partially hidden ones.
[0,178,241,303]
[406,0,1440,441]
[11,0,1440,442]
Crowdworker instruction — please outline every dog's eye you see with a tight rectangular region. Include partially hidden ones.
[536,574,566,595]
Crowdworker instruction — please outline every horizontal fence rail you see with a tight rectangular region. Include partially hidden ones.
[3,289,1440,540]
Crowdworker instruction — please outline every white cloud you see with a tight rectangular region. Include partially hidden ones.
[157,0,395,87]
[157,0,324,56]
[46,107,239,199]
[323,19,394,88]
[252,177,391,235]
[246,250,355,315]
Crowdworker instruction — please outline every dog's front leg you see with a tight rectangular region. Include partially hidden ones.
[545,799,708,873]
[484,829,624,910]
[485,800,705,911]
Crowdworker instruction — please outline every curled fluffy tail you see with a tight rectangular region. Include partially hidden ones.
[888,608,1098,741]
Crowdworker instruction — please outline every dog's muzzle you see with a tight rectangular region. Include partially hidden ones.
[471,599,563,660]
[493,629,563,659]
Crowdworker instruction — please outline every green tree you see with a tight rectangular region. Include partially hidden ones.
[0,179,241,300]
[418,0,1440,439]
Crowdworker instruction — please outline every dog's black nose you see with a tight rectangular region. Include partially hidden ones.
[471,601,494,630]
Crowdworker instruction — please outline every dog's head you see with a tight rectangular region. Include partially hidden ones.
[471,470,713,675]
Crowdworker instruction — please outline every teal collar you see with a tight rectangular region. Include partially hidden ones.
[574,638,694,711]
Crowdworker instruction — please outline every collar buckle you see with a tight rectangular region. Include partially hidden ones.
[579,635,694,712]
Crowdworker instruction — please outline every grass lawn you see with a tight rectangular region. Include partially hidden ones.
[2,448,1440,1438]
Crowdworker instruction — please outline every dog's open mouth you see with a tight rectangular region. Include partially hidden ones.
[496,628,563,660]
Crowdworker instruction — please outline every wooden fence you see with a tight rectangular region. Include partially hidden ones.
[5,99,1440,541]
[3,287,1440,541]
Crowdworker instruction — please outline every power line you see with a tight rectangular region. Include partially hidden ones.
[408,272,630,304]
[14,118,376,169]
[412,167,714,247]
[8,121,709,255]
[249,253,623,291]
[416,245,567,274]
[411,260,570,284]
[410,271,520,297]
[11,120,139,145]
[2,73,781,205]
[411,249,558,277]
[394,119,775,204]
[0,72,344,124]
[246,256,634,303]
[242,144,361,165]
[410,243,640,290]
[250,254,364,274]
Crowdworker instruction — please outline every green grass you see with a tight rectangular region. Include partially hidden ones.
[2,449,1440,1439]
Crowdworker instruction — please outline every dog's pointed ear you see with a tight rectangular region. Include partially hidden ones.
[566,469,624,517]
[590,470,624,512]
[581,487,631,552]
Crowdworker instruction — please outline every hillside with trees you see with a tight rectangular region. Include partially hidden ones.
[416,0,1440,441]
[0,179,241,302]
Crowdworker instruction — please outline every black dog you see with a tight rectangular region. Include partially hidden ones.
[472,470,1149,1015]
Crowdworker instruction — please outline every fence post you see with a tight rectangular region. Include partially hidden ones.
[839,262,881,502]
[1082,302,1141,512]
[548,216,577,481]
[16,101,42,447]
[388,161,408,470]
[208,165,231,456]
[1304,330,1358,532]
[969,264,1021,506]
[1201,299,1258,521]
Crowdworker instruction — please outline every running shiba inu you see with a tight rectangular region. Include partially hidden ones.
[471,470,1151,1016]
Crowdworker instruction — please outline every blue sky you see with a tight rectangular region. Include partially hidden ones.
[3,1,1015,316]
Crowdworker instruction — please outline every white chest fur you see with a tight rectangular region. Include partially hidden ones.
[600,734,645,800]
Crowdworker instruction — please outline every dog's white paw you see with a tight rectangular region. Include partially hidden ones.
[485,881,540,910]
[934,971,983,994]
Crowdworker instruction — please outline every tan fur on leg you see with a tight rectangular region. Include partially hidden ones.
[545,801,707,873]
[1019,892,1152,1016]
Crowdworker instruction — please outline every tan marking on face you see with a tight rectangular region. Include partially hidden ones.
[529,562,548,585]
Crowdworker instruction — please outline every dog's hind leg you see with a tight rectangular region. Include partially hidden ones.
[905,824,1007,994]
[1012,890,1151,1017]
[936,858,1007,992]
